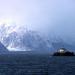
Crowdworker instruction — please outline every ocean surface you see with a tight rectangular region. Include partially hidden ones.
[0,53,75,75]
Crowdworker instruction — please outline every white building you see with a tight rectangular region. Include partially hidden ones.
[58,48,67,53]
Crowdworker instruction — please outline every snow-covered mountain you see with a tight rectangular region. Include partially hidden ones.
[0,24,51,53]
[0,24,75,53]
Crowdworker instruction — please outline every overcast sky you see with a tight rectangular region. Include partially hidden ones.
[0,0,75,42]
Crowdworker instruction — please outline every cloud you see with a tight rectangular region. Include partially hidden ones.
[0,0,75,40]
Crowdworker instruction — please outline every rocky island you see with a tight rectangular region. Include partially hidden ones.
[53,48,75,56]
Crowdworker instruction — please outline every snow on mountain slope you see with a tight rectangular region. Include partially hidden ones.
[0,24,52,52]
[0,23,75,52]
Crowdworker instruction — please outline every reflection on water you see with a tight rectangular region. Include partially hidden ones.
[0,54,75,75]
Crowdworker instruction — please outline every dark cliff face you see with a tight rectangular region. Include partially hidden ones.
[53,51,75,56]
[0,42,8,53]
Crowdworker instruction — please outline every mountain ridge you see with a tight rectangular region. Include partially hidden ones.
[0,24,75,53]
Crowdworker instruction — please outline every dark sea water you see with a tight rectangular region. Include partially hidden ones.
[0,54,75,75]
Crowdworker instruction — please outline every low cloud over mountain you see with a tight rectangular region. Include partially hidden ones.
[0,24,75,53]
